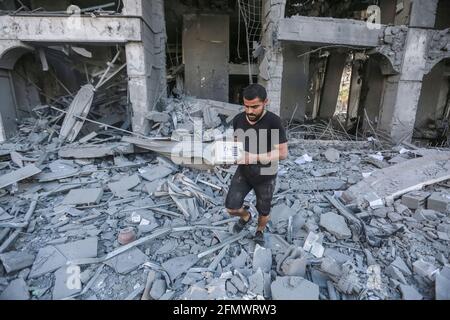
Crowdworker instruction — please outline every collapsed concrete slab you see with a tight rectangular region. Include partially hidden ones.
[342,151,450,206]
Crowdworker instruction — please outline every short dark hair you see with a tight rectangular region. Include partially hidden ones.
[243,83,267,102]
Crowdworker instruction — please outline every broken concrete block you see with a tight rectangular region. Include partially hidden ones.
[427,192,450,213]
[105,247,148,274]
[0,164,42,190]
[29,246,67,278]
[399,284,423,300]
[391,256,412,276]
[145,111,170,123]
[281,257,307,277]
[413,259,439,279]
[401,191,430,210]
[269,204,296,227]
[324,148,340,163]
[53,266,82,300]
[248,268,265,296]
[30,238,98,278]
[231,249,248,269]
[108,174,141,198]
[253,244,272,273]
[139,166,173,182]
[319,212,352,239]
[385,265,407,285]
[324,249,352,265]
[0,251,35,274]
[435,265,450,300]
[162,254,199,282]
[0,278,29,300]
[62,188,103,205]
[59,142,134,159]
[364,192,384,209]
[150,279,166,300]
[271,276,319,300]
[230,275,247,293]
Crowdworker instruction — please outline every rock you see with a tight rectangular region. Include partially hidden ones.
[324,148,340,163]
[231,250,248,269]
[319,212,352,239]
[271,276,319,300]
[230,275,247,293]
[253,244,272,273]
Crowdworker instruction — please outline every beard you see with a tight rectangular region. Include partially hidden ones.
[247,112,263,122]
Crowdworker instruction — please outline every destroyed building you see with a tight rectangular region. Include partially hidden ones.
[0,0,450,301]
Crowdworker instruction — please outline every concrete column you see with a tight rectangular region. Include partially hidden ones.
[0,69,17,142]
[346,59,363,126]
[280,44,310,122]
[378,0,438,142]
[258,0,287,115]
[390,29,430,142]
[123,0,167,135]
[183,14,229,102]
[318,52,347,119]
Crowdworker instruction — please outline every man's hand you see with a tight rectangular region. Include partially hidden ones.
[237,151,258,165]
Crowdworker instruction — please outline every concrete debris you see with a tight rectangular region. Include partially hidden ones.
[319,212,352,239]
[435,265,450,300]
[104,247,148,274]
[399,284,423,300]
[62,188,104,205]
[427,192,450,213]
[253,244,272,273]
[0,251,35,274]
[0,278,30,300]
[0,164,42,189]
[1,89,450,300]
[324,148,340,163]
[271,276,319,300]
[161,254,199,282]
[413,259,439,279]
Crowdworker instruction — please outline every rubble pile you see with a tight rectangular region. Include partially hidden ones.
[0,96,450,300]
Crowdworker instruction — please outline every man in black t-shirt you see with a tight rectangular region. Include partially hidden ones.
[225,84,288,246]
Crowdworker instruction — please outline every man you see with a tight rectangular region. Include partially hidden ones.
[225,84,288,246]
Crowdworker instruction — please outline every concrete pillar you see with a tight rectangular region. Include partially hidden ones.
[258,0,287,115]
[280,44,310,122]
[390,29,430,142]
[346,59,364,126]
[0,69,17,142]
[183,14,229,102]
[409,0,439,28]
[123,0,167,135]
[377,74,399,133]
[318,52,347,119]
[378,0,438,142]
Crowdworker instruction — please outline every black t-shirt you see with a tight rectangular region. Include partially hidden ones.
[232,111,288,180]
